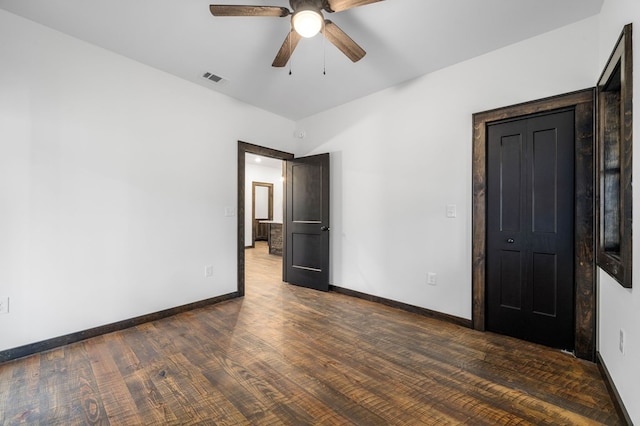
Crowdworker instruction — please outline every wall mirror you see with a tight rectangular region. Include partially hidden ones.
[596,23,633,288]
[252,182,274,245]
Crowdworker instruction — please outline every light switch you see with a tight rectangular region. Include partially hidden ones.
[446,204,457,218]
[224,207,236,217]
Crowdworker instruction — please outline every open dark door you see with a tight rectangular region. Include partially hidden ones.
[284,153,330,291]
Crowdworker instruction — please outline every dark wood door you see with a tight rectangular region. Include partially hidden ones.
[285,153,330,291]
[486,110,575,350]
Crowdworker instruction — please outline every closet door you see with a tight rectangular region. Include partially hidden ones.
[486,110,575,350]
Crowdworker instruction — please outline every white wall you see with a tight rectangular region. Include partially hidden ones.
[296,18,599,320]
[244,162,284,246]
[0,9,297,351]
[597,0,640,423]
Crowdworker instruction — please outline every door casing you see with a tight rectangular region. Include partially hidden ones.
[472,89,595,360]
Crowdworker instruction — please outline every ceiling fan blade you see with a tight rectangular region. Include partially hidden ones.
[322,20,366,62]
[323,0,383,13]
[209,5,290,17]
[272,30,302,67]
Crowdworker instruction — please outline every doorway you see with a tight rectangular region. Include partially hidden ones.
[486,109,575,350]
[472,89,596,360]
[238,142,332,295]
[237,142,294,296]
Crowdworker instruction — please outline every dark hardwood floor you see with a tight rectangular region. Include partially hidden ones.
[0,242,622,424]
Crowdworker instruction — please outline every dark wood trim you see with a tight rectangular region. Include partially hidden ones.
[330,285,472,329]
[472,89,596,360]
[0,292,239,364]
[574,100,596,360]
[596,352,632,425]
[596,23,633,288]
[238,141,294,296]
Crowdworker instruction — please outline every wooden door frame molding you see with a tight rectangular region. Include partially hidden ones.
[238,141,294,296]
[472,89,596,360]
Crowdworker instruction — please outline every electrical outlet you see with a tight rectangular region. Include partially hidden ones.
[0,297,9,314]
[619,329,626,354]
[205,265,214,278]
[427,273,437,286]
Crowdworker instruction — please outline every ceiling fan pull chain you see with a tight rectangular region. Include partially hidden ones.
[322,26,326,75]
[289,23,293,75]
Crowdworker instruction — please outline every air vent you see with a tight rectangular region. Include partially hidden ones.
[202,72,223,83]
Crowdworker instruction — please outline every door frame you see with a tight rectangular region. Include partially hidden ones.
[237,141,294,296]
[472,89,596,360]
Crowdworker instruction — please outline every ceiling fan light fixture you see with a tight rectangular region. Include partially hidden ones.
[292,9,323,38]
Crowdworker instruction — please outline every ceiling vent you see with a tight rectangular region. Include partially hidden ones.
[202,71,224,83]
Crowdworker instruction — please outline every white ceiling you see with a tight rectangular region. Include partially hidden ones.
[246,153,283,168]
[0,0,603,120]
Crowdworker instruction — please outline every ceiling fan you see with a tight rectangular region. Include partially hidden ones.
[209,0,383,67]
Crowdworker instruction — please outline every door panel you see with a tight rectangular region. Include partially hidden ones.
[531,252,557,316]
[500,134,523,232]
[487,110,575,350]
[292,164,322,221]
[291,233,322,270]
[532,129,558,233]
[285,153,330,291]
[499,250,523,310]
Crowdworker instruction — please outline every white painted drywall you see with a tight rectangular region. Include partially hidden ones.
[244,162,284,247]
[296,17,599,320]
[0,9,297,351]
[597,0,640,423]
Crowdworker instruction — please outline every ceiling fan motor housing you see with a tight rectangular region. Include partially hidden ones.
[290,0,328,13]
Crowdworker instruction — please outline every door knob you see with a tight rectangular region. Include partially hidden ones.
[507,238,515,243]
[320,226,330,232]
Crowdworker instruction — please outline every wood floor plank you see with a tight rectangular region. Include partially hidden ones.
[0,361,10,424]
[38,348,72,424]
[201,361,282,424]
[67,342,109,425]
[164,352,251,426]
[85,335,142,425]
[0,241,624,424]
[108,329,179,425]
[1,353,41,424]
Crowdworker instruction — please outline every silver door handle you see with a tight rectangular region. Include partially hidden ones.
[507,238,514,243]
[320,226,330,232]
